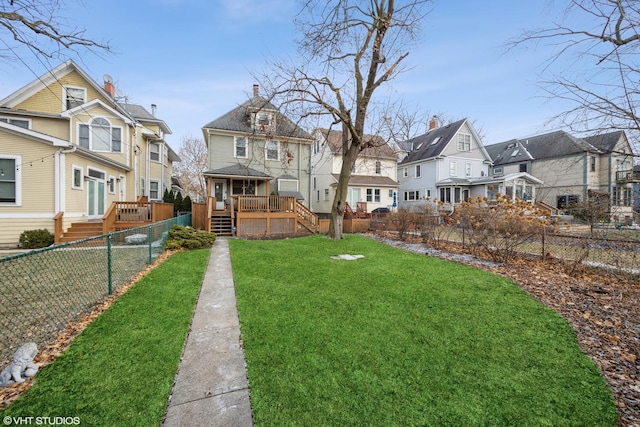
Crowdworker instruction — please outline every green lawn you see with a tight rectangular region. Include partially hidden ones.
[0,249,210,426]
[230,234,617,426]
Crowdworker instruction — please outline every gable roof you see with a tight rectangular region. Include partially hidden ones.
[316,128,397,160]
[202,95,312,141]
[399,118,471,165]
[0,59,133,121]
[583,131,625,152]
[120,103,172,135]
[487,130,603,166]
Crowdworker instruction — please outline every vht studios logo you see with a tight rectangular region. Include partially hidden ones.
[3,417,81,426]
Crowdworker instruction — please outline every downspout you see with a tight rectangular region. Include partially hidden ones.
[582,152,588,201]
[55,145,77,213]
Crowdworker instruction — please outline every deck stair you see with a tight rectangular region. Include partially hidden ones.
[59,221,104,243]
[211,214,233,236]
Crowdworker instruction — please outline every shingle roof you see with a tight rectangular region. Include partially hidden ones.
[203,164,273,179]
[331,174,398,187]
[203,96,312,140]
[487,130,603,166]
[317,128,397,159]
[119,103,172,135]
[399,119,466,164]
[584,131,625,152]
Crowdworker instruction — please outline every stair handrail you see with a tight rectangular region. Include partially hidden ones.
[295,200,319,232]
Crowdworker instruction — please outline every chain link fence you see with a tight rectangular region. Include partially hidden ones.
[370,215,640,278]
[0,214,191,369]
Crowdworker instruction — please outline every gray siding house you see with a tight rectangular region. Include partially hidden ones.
[397,118,542,210]
[486,130,638,223]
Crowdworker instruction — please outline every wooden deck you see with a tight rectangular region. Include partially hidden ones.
[193,195,319,237]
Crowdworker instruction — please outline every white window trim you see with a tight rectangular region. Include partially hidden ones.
[0,154,21,206]
[72,165,83,190]
[234,136,248,159]
[465,162,472,177]
[78,118,123,153]
[149,179,160,200]
[0,117,31,129]
[149,143,161,162]
[450,161,458,177]
[415,164,421,178]
[63,86,87,110]
[403,167,408,178]
[265,139,280,161]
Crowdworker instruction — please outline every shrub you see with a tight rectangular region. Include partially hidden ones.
[164,225,216,250]
[19,228,54,249]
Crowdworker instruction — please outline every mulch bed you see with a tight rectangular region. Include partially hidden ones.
[368,232,639,427]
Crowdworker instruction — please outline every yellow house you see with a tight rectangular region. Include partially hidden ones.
[0,60,179,247]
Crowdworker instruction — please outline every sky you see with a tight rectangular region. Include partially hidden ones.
[0,0,593,153]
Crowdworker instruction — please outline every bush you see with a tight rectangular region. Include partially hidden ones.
[164,225,216,250]
[19,229,54,249]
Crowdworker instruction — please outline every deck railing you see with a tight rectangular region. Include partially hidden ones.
[236,195,296,212]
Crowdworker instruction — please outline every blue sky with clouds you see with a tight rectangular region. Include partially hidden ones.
[0,0,586,151]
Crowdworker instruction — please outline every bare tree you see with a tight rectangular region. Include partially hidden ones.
[262,0,432,239]
[0,0,111,61]
[508,0,640,148]
[174,136,208,203]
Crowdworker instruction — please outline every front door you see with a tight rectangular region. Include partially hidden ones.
[87,179,105,219]
[213,180,226,210]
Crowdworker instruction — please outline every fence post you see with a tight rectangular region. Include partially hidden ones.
[148,225,153,264]
[107,234,113,295]
[541,228,546,260]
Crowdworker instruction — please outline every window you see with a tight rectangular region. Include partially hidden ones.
[425,189,432,198]
[440,187,451,203]
[316,190,320,202]
[493,166,503,175]
[612,186,620,206]
[72,166,83,189]
[265,139,279,160]
[150,180,160,200]
[366,188,381,203]
[313,177,316,190]
[590,156,596,172]
[624,187,632,206]
[254,111,275,132]
[313,140,320,155]
[324,189,329,201]
[149,143,160,162]
[457,134,471,151]
[465,162,472,177]
[64,86,86,110]
[0,118,29,129]
[403,190,420,201]
[450,161,457,177]
[375,161,381,174]
[235,136,247,158]
[389,189,394,198]
[141,177,145,196]
[403,167,408,178]
[415,164,421,178]
[79,118,122,152]
[519,163,528,173]
[232,180,256,195]
[0,156,19,204]
[108,176,116,194]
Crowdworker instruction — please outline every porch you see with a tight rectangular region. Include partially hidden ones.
[192,195,319,237]
[54,197,175,243]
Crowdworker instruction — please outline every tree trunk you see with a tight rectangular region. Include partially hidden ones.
[327,143,360,239]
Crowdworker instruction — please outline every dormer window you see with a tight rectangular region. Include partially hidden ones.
[79,117,122,152]
[64,86,86,110]
[254,111,276,133]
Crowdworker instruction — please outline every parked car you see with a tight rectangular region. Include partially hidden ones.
[371,207,390,215]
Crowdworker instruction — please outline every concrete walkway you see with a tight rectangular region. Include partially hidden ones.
[163,238,253,427]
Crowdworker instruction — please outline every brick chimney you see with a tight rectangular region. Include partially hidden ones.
[429,115,438,130]
[253,84,259,97]
[104,80,115,98]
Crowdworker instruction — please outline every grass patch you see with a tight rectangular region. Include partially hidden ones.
[0,249,210,425]
[230,234,617,426]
